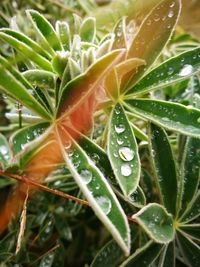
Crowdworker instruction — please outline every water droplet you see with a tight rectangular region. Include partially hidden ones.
[95,196,112,215]
[0,145,8,156]
[115,124,125,134]
[121,164,132,177]
[80,169,92,184]
[64,140,71,150]
[117,138,124,145]
[168,10,174,18]
[179,65,193,76]
[169,1,175,8]
[162,117,170,122]
[119,147,135,161]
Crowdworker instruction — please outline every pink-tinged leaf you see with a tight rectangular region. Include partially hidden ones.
[125,0,181,90]
[57,49,125,117]
[104,68,119,100]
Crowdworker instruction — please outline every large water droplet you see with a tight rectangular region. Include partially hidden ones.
[80,169,92,184]
[95,196,112,215]
[121,164,132,177]
[119,147,135,161]
[179,65,193,77]
[115,124,125,134]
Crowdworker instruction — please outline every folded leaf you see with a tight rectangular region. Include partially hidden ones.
[0,67,51,120]
[132,203,174,243]
[26,10,62,53]
[125,99,200,137]
[0,31,53,71]
[125,0,181,90]
[57,130,130,256]
[128,47,200,96]
[148,123,177,215]
[177,232,200,267]
[108,103,140,196]
[120,241,163,267]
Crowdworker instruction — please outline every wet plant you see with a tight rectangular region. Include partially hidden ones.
[0,0,200,266]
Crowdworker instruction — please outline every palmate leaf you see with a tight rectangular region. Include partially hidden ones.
[148,123,177,215]
[180,224,200,242]
[132,203,174,244]
[177,231,200,267]
[57,129,130,255]
[108,103,140,196]
[0,133,11,169]
[57,50,125,117]
[124,99,200,137]
[120,241,163,267]
[26,9,62,54]
[0,31,52,71]
[125,0,181,91]
[0,67,51,120]
[179,137,200,214]
[128,46,200,96]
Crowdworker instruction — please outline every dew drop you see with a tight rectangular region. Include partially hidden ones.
[115,124,125,134]
[121,164,132,177]
[80,169,92,184]
[95,196,112,215]
[117,138,124,145]
[179,65,193,77]
[119,147,135,161]
[0,145,8,155]
[168,10,174,18]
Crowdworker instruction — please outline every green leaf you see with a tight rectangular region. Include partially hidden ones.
[56,21,71,51]
[0,67,52,120]
[23,70,56,89]
[108,103,140,196]
[158,242,175,267]
[128,47,200,96]
[180,224,200,242]
[125,99,200,137]
[179,137,200,214]
[0,31,53,71]
[126,186,146,208]
[0,28,51,60]
[0,133,11,169]
[57,50,124,117]
[112,17,127,50]
[177,231,200,267]
[90,240,124,267]
[180,191,200,223]
[10,122,49,156]
[125,0,181,90]
[58,132,130,255]
[130,122,148,141]
[80,17,96,43]
[132,203,174,243]
[148,123,177,215]
[26,10,62,53]
[120,241,163,267]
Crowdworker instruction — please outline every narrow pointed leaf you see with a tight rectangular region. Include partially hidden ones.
[181,191,200,223]
[10,122,49,156]
[148,123,177,215]
[180,225,200,241]
[0,133,11,169]
[0,67,51,120]
[0,32,53,71]
[58,133,130,255]
[179,137,200,214]
[120,241,163,267]
[125,99,200,137]
[0,28,51,59]
[112,17,127,49]
[127,186,146,208]
[90,240,124,267]
[130,122,148,141]
[108,103,140,196]
[104,68,119,100]
[23,70,56,89]
[26,10,62,53]
[177,232,200,267]
[80,17,96,43]
[158,242,175,267]
[132,203,174,243]
[125,0,181,90]
[128,47,200,96]
[57,50,124,117]
[56,21,71,51]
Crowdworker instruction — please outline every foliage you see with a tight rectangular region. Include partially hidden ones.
[0,0,200,266]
